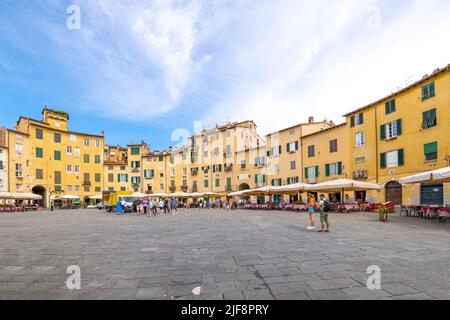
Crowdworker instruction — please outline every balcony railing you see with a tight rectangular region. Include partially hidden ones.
[224,164,233,172]
[226,185,233,192]
[82,181,91,186]
[131,167,140,172]
[181,185,188,192]
[169,186,176,193]
[353,170,368,180]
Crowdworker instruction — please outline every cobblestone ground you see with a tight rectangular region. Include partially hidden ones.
[0,208,449,300]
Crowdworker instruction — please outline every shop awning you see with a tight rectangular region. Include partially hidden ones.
[399,167,450,184]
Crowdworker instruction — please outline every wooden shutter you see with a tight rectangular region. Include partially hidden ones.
[338,162,343,175]
[350,116,355,127]
[396,119,402,136]
[295,141,299,151]
[380,124,386,140]
[117,174,121,183]
[398,149,404,166]
[359,113,364,124]
[304,168,308,179]
[315,165,319,177]
[278,145,282,154]
[380,153,387,168]
[325,164,330,177]
[286,143,290,153]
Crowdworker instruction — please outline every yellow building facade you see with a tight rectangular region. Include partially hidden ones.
[7,108,105,207]
[0,129,9,192]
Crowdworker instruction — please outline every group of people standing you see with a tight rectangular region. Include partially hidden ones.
[306,193,332,232]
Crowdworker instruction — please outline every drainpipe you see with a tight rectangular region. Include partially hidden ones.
[375,107,379,184]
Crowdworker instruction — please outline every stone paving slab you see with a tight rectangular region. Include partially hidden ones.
[0,209,449,300]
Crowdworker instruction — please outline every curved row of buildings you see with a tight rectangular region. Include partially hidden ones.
[1,65,449,207]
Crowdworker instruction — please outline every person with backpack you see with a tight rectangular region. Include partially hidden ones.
[318,194,331,233]
[307,193,317,231]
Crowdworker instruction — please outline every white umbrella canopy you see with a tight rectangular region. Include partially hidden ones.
[203,192,220,196]
[228,190,248,197]
[304,179,382,192]
[169,192,191,198]
[61,195,80,200]
[399,167,450,184]
[242,186,273,196]
[132,192,148,198]
[11,193,43,200]
[90,194,103,200]
[149,193,169,198]
[189,192,205,198]
[271,183,310,194]
[0,192,13,199]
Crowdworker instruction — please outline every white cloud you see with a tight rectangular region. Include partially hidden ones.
[202,0,450,135]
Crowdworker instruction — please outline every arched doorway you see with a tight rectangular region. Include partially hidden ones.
[385,181,402,205]
[239,183,250,191]
[32,185,46,208]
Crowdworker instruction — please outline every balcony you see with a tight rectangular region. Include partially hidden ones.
[191,186,198,193]
[191,168,199,176]
[353,170,368,180]
[226,185,233,192]
[169,186,176,193]
[131,167,140,173]
[224,164,233,172]
[82,181,91,186]
[181,185,188,192]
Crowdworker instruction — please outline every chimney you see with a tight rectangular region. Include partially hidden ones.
[308,116,314,124]
[101,130,104,136]
[329,120,335,126]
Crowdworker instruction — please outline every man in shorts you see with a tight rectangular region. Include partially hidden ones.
[318,194,331,232]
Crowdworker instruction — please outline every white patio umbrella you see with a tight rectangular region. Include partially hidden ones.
[11,193,43,200]
[150,193,169,198]
[242,186,273,196]
[61,195,80,200]
[132,192,148,198]
[0,192,13,199]
[228,190,248,197]
[90,194,103,200]
[189,192,205,198]
[399,167,450,184]
[169,192,191,198]
[304,179,382,192]
[271,183,310,194]
[203,192,220,196]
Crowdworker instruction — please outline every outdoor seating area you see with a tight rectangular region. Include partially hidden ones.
[0,192,43,212]
[402,205,450,223]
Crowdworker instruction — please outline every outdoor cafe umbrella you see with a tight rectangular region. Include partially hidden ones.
[150,193,169,198]
[0,192,13,199]
[11,193,42,200]
[90,194,103,200]
[132,192,148,198]
[227,190,248,197]
[399,166,450,184]
[271,183,310,195]
[189,192,205,198]
[304,179,382,204]
[169,192,191,198]
[241,186,273,196]
[61,195,80,200]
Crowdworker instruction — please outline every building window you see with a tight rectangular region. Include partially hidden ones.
[54,133,61,143]
[326,162,343,177]
[290,161,296,170]
[421,81,435,100]
[83,138,90,147]
[380,149,404,168]
[83,154,90,163]
[16,184,23,191]
[0,161,4,170]
[204,179,209,188]
[36,169,43,180]
[54,150,61,161]
[35,128,43,140]
[36,147,43,158]
[381,119,402,140]
[255,174,266,185]
[94,155,101,164]
[95,187,101,192]
[54,171,62,185]
[356,156,365,164]
[95,173,101,183]
[95,139,100,147]
[385,99,396,114]
[67,165,72,173]
[329,139,338,153]
[74,147,80,157]
[287,141,299,153]
[118,174,128,183]
[356,132,365,147]
[308,145,315,157]
[215,178,220,187]
[67,185,73,192]
[289,128,296,135]
[131,147,140,155]
[67,146,72,154]
[15,144,23,155]
[424,142,438,162]
[304,166,319,183]
[70,134,77,141]
[350,113,364,127]
[159,184,164,191]
[271,179,282,186]
[74,165,80,173]
[422,108,437,129]
[108,174,114,183]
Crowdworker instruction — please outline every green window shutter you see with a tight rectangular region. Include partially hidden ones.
[398,149,404,166]
[144,170,148,178]
[380,124,386,140]
[118,174,121,183]
[396,119,402,136]
[287,177,291,185]
[286,143,290,153]
[255,174,257,183]
[315,165,319,177]
[424,142,437,155]
[36,148,43,158]
[304,168,308,179]
[263,175,266,183]
[380,153,387,168]
[125,174,128,183]
[295,177,299,183]
[151,169,154,177]
[325,164,330,177]
[338,162,343,175]
[350,116,355,127]
[271,179,274,186]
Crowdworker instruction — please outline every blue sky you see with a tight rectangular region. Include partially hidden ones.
[1,0,449,150]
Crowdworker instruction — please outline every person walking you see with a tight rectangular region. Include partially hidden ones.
[172,198,178,214]
[307,193,317,231]
[142,198,149,214]
[148,198,154,216]
[318,194,331,233]
[159,199,164,214]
